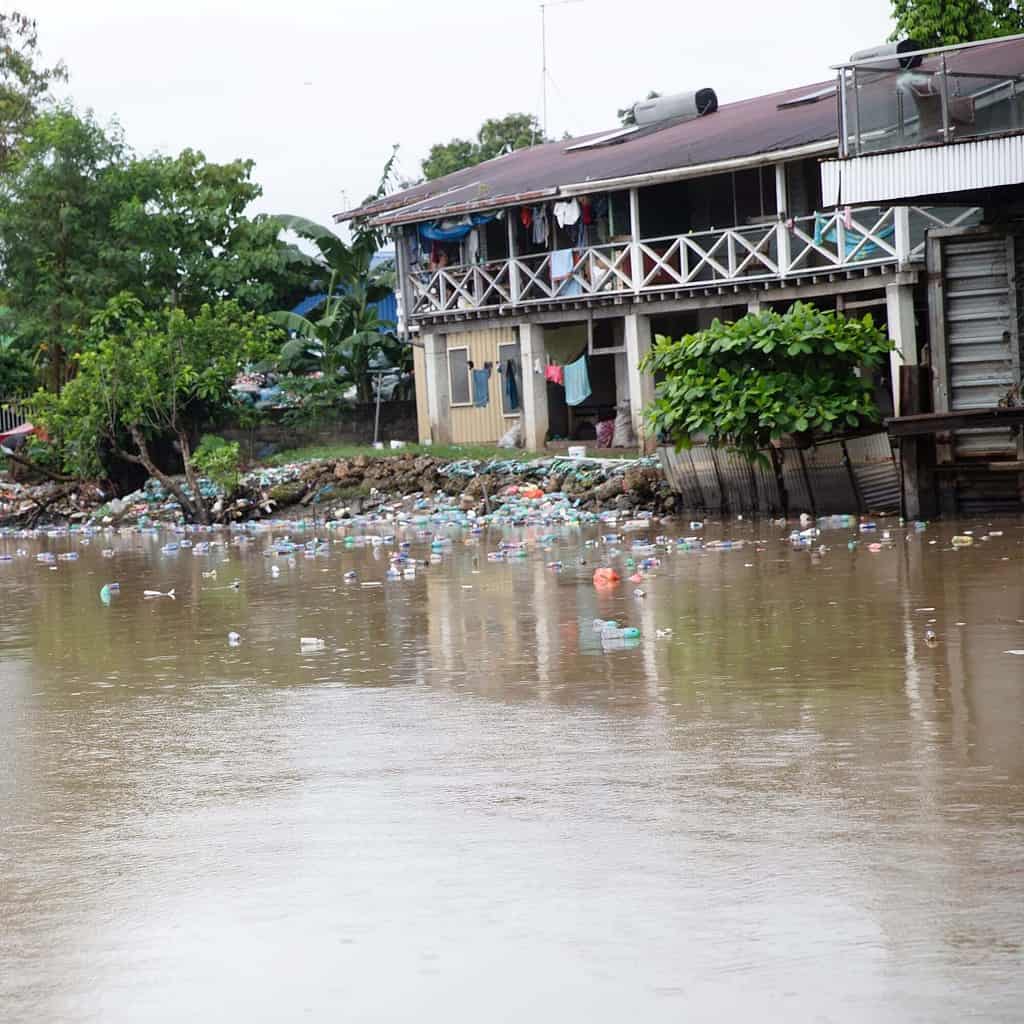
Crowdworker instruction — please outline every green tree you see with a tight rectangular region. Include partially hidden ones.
[890,0,1024,46]
[0,108,304,391]
[0,108,129,392]
[0,10,66,169]
[30,295,276,523]
[268,215,401,413]
[110,148,301,314]
[422,113,547,180]
[0,307,34,395]
[642,302,894,461]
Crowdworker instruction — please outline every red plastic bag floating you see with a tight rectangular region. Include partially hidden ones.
[592,567,620,589]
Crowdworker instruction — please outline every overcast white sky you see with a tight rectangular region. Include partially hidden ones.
[27,0,894,229]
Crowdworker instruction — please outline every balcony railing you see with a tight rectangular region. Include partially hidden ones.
[406,205,981,317]
[837,38,1024,158]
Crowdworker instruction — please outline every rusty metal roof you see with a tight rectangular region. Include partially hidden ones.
[337,35,1024,227]
[338,77,841,226]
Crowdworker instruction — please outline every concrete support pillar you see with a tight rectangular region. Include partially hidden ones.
[886,281,917,416]
[614,350,629,405]
[747,298,763,314]
[422,331,451,445]
[518,322,549,451]
[624,312,656,452]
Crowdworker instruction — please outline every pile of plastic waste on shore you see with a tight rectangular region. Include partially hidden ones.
[3,451,672,530]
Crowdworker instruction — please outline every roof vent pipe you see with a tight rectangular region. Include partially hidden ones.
[848,39,924,71]
[631,88,718,127]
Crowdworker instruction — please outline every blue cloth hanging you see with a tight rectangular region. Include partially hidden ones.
[564,355,591,407]
[472,366,491,407]
[504,360,519,411]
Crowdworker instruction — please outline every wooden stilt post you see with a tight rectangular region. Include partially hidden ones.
[898,364,936,520]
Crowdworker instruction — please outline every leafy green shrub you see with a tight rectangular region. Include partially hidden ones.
[642,301,894,460]
[192,434,241,495]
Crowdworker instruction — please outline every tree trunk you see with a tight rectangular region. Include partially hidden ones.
[177,429,210,525]
[123,425,204,523]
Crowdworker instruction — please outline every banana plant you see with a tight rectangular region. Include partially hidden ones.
[267,214,399,404]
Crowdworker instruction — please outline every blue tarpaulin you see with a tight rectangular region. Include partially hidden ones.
[419,214,495,242]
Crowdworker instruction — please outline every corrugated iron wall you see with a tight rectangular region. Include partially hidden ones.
[659,435,899,516]
[822,136,1024,206]
[447,326,520,444]
[943,234,1018,459]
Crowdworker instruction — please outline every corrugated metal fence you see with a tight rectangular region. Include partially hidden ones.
[659,432,900,516]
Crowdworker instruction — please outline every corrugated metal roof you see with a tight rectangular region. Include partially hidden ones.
[341,35,1024,227]
[340,77,841,226]
[291,290,398,329]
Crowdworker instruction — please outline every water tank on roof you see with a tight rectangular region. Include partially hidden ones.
[849,39,923,71]
[632,88,718,126]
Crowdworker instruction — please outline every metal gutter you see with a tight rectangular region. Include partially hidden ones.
[369,188,560,228]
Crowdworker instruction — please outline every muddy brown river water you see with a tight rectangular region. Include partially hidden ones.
[2,516,1023,1022]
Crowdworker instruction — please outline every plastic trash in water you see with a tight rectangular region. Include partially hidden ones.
[951,535,974,547]
[143,588,175,599]
[689,521,704,530]
[300,637,325,651]
[601,625,641,640]
[343,571,358,583]
[228,631,241,646]
[99,583,113,605]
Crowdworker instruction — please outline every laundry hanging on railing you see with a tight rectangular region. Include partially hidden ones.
[544,363,565,386]
[812,210,892,260]
[419,213,495,242]
[551,248,581,297]
[564,355,591,407]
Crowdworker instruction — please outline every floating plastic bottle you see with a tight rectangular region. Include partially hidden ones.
[601,625,641,640]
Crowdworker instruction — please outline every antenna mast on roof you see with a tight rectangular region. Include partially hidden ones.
[540,0,583,139]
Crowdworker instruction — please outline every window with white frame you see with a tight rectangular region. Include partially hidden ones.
[448,346,471,406]
[497,341,522,416]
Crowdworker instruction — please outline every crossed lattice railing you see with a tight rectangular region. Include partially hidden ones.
[405,205,984,315]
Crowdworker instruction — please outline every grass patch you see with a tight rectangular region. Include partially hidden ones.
[261,442,550,467]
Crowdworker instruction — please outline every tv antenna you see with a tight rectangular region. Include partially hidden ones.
[540,0,583,138]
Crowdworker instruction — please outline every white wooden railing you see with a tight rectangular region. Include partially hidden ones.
[0,398,30,436]
[406,205,982,317]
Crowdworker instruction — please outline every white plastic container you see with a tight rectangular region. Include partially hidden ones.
[389,440,406,449]
[567,445,586,459]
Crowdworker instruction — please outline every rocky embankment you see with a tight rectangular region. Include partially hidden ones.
[1,453,674,527]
